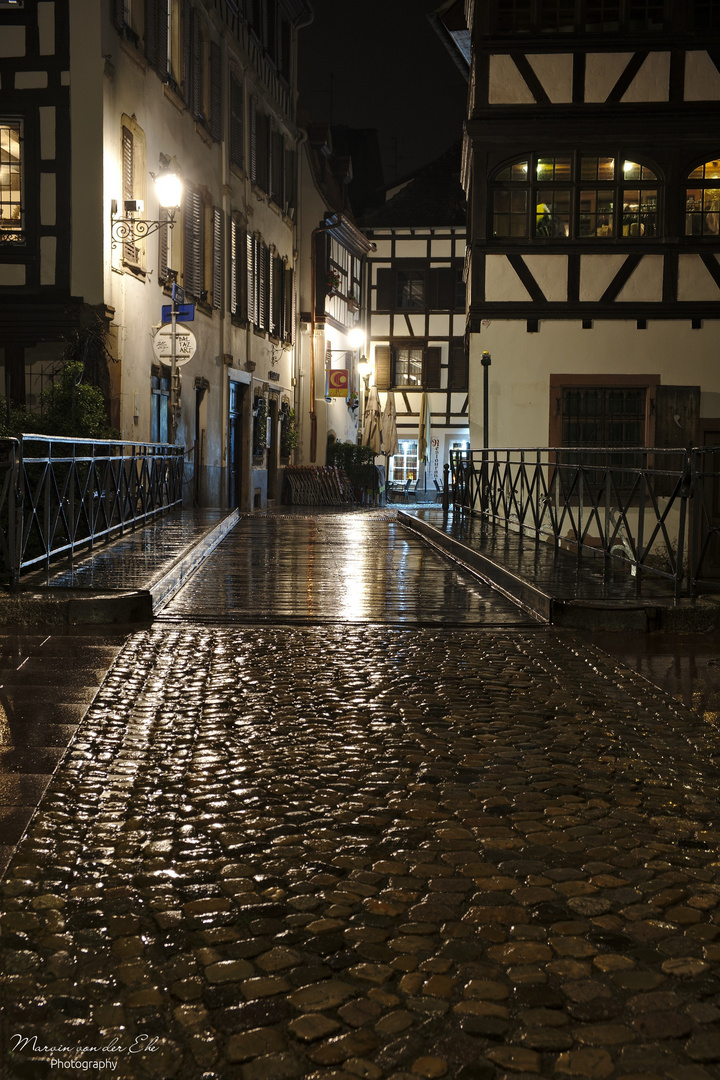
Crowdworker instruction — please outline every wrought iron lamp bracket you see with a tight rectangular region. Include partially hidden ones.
[110,206,176,251]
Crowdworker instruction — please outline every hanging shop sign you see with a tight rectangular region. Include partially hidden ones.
[328,369,349,397]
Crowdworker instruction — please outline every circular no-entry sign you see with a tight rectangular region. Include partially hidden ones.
[152,324,197,366]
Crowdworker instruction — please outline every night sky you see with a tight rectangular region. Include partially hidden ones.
[297,0,468,186]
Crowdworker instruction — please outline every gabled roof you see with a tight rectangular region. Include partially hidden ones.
[427,0,471,82]
[359,143,466,229]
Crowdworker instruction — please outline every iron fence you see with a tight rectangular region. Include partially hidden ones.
[0,435,184,589]
[449,446,720,598]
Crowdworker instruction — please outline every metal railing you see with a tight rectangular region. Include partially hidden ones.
[450,446,720,599]
[0,435,184,589]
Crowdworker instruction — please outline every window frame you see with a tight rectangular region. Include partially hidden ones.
[490,152,662,242]
[120,116,147,272]
[685,158,720,239]
[0,119,24,247]
[491,0,670,35]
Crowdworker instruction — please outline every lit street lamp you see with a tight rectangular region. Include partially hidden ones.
[110,160,183,249]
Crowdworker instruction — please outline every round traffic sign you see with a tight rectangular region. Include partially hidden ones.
[152,324,197,366]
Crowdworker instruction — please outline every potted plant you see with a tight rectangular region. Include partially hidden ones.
[326,269,341,295]
[252,394,267,457]
[280,406,298,459]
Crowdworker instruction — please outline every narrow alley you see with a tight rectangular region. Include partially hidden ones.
[3,513,720,1080]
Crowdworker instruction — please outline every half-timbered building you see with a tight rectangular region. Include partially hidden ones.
[0,0,311,509]
[361,145,469,491]
[440,0,720,455]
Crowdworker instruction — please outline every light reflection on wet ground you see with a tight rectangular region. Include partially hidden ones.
[587,631,720,725]
[160,516,539,627]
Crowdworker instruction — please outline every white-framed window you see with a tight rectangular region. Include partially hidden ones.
[389,439,418,483]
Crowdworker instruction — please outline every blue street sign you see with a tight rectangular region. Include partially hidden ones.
[172,282,185,304]
[161,303,195,323]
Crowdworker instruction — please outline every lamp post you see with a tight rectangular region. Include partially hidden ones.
[110,161,183,250]
[112,161,183,443]
[481,350,491,515]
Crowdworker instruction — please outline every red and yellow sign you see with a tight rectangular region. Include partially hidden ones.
[328,369,349,397]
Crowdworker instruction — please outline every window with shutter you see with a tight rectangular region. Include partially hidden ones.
[279,17,291,82]
[158,207,169,280]
[212,207,222,310]
[182,0,192,105]
[145,0,158,65]
[429,268,454,310]
[256,114,269,193]
[247,232,258,324]
[270,130,284,207]
[184,185,204,297]
[230,72,244,170]
[191,8,203,119]
[374,346,392,391]
[423,347,442,389]
[113,0,125,32]
[210,40,222,141]
[249,96,258,184]
[283,264,294,343]
[121,125,139,265]
[258,239,268,330]
[230,213,243,318]
[376,268,394,311]
[284,145,296,214]
[449,344,468,390]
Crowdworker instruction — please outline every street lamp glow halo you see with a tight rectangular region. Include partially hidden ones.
[348,328,365,349]
[154,168,183,210]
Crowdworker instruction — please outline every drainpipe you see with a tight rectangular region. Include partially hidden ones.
[309,215,339,462]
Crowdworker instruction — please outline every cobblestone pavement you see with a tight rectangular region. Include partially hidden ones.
[3,516,720,1080]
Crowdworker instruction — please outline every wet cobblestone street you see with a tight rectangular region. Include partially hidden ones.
[3,515,720,1079]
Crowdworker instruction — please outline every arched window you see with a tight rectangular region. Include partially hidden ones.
[685,159,720,237]
[491,154,660,240]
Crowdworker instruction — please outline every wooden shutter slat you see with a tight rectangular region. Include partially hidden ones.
[375,345,391,391]
[113,0,125,32]
[449,344,468,390]
[249,96,258,184]
[212,206,222,309]
[145,0,158,66]
[183,0,192,105]
[247,232,256,324]
[192,8,202,119]
[210,40,222,141]
[424,347,442,389]
[121,125,137,264]
[184,187,203,297]
[376,268,393,310]
[158,207,169,280]
[230,72,244,169]
[156,0,168,78]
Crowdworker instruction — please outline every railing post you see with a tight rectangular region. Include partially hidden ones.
[8,439,20,591]
[635,469,646,597]
[676,447,693,598]
[577,464,584,565]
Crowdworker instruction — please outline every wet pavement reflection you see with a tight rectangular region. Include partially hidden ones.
[3,511,720,1078]
[160,515,538,627]
[588,631,720,726]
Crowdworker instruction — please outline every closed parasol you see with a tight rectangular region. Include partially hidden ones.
[381,392,399,458]
[363,385,382,454]
[418,392,431,463]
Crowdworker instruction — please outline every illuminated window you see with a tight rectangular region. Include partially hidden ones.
[491,154,659,240]
[685,159,720,237]
[389,440,418,483]
[0,121,22,245]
